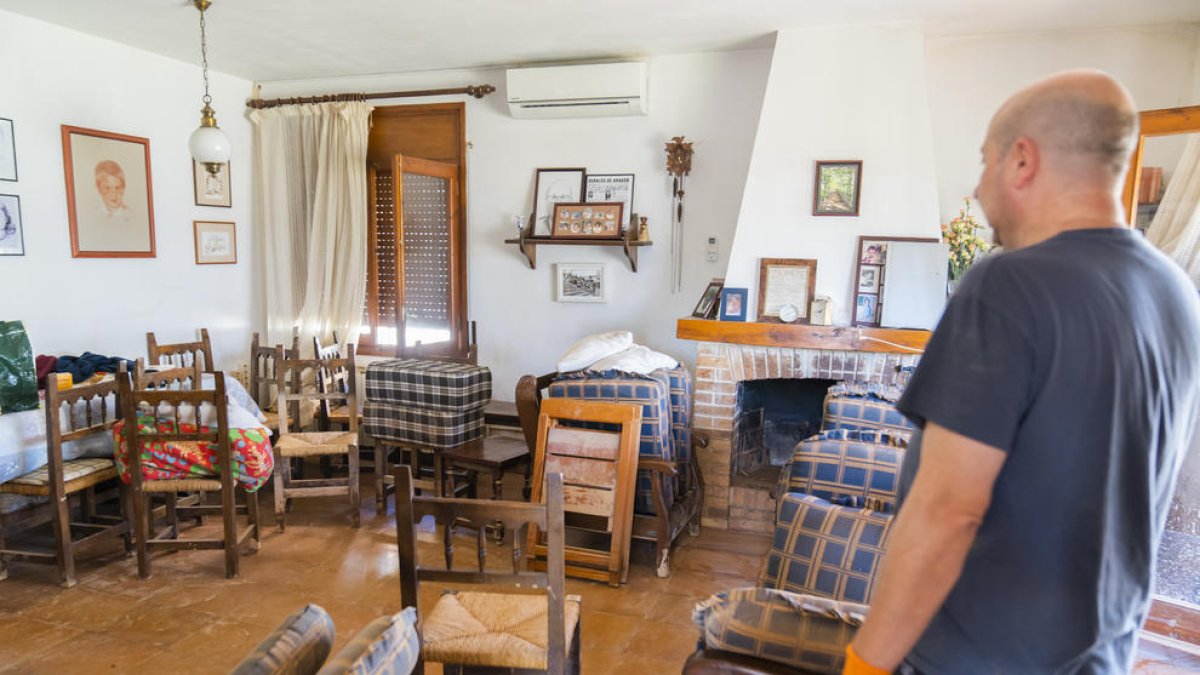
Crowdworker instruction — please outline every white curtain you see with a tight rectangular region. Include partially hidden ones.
[1147,134,1200,287]
[250,102,373,353]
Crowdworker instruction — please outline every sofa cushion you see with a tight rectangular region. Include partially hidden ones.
[822,389,914,439]
[693,587,866,674]
[317,608,420,675]
[760,493,893,603]
[230,603,335,675]
[778,431,905,514]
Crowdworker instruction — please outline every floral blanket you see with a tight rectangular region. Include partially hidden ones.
[112,416,273,492]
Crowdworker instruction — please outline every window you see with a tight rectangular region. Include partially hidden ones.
[358,104,468,357]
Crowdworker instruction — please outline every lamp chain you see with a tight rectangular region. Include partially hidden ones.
[199,6,211,106]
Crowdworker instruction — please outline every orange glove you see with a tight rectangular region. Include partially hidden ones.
[844,643,890,675]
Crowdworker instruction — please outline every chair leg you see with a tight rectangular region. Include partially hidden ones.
[246,488,261,553]
[165,494,179,540]
[222,485,239,579]
[50,488,76,588]
[81,487,97,522]
[274,450,287,533]
[0,516,7,582]
[133,492,151,579]
[374,443,387,516]
[118,481,133,555]
[348,448,361,528]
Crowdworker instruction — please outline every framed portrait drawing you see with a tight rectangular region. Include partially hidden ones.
[533,168,585,237]
[719,287,748,322]
[0,194,24,256]
[193,160,231,207]
[551,202,623,239]
[692,279,725,319]
[757,258,817,323]
[556,262,605,303]
[61,125,155,258]
[585,173,635,227]
[851,235,939,327]
[813,160,862,216]
[0,118,16,182]
[194,220,236,264]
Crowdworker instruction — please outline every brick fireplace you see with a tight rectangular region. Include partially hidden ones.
[678,319,929,532]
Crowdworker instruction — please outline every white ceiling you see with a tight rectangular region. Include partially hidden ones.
[2,0,1199,83]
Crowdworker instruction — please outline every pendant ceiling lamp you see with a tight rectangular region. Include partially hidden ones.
[189,0,230,175]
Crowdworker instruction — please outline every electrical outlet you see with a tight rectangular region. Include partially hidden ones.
[706,236,718,262]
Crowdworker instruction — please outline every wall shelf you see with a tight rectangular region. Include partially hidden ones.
[503,233,652,272]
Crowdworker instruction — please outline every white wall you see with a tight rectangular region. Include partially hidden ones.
[259,50,772,397]
[0,10,255,371]
[927,24,1200,224]
[723,23,941,325]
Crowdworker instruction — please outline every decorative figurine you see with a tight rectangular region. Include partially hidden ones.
[638,216,650,242]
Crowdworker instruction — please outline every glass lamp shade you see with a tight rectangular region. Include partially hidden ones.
[189,125,231,164]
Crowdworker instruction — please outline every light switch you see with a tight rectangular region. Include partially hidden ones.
[706,236,718,262]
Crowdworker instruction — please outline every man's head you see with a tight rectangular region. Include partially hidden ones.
[975,70,1137,248]
[94,160,126,213]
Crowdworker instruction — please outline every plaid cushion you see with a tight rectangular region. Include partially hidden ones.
[693,587,866,674]
[365,359,491,412]
[231,603,335,675]
[760,494,892,603]
[317,608,420,675]
[363,403,485,450]
[548,367,685,515]
[822,390,914,439]
[777,431,905,514]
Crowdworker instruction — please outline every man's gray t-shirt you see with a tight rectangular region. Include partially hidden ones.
[896,228,1200,674]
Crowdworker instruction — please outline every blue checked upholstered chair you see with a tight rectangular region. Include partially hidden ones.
[687,390,912,674]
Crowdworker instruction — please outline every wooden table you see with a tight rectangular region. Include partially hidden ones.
[441,436,531,500]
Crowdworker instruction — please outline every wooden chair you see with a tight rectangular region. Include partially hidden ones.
[273,344,361,531]
[146,328,215,373]
[395,466,580,675]
[312,332,362,430]
[249,331,301,435]
[117,370,260,579]
[0,374,131,588]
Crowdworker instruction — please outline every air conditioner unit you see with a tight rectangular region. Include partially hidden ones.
[507,62,648,119]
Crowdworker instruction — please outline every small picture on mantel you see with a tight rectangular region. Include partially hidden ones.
[692,279,724,319]
[719,287,748,322]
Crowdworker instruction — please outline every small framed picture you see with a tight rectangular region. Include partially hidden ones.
[62,125,156,258]
[556,262,605,303]
[533,168,586,237]
[860,239,888,264]
[193,160,231,208]
[692,279,725,319]
[193,220,237,265]
[855,293,879,325]
[720,287,748,322]
[0,194,24,256]
[757,258,817,323]
[857,265,881,293]
[551,202,623,239]
[0,118,16,182]
[585,174,635,227]
[813,160,862,216]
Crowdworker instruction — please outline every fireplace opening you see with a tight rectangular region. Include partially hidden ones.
[732,378,837,489]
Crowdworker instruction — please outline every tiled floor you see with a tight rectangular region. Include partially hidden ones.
[0,479,766,675]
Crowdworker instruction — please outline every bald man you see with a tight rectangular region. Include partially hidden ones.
[845,71,1200,674]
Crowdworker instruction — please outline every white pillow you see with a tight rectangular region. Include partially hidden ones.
[556,331,633,373]
[587,345,678,375]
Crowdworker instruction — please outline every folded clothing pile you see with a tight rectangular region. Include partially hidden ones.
[556,330,678,376]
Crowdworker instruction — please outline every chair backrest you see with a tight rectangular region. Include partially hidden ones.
[514,372,560,455]
[394,466,567,674]
[275,344,358,436]
[249,331,301,410]
[146,328,214,373]
[43,368,124,499]
[312,333,353,428]
[134,357,202,391]
[117,370,232,492]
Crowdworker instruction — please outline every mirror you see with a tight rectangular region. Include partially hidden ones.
[1122,105,1200,227]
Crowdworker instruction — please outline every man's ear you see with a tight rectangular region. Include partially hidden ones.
[1008,137,1039,190]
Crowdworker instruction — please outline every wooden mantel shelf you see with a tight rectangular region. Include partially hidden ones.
[676,318,931,354]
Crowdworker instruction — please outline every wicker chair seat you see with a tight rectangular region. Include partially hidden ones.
[421,590,581,670]
[277,431,358,458]
[0,458,118,496]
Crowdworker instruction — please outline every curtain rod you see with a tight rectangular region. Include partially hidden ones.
[245,84,496,110]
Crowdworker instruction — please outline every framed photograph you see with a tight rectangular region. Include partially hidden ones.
[193,160,231,208]
[193,220,237,265]
[556,263,605,303]
[61,125,155,258]
[813,160,862,216]
[719,287,748,322]
[0,194,24,256]
[857,265,881,293]
[585,174,635,227]
[0,118,16,182]
[692,279,725,319]
[757,258,818,323]
[551,202,623,239]
[855,294,879,325]
[533,168,585,237]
